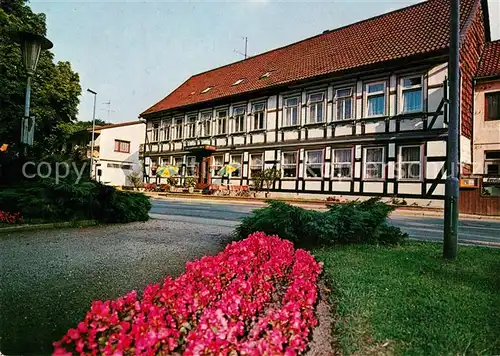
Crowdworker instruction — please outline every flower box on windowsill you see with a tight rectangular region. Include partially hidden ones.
[280,125,301,131]
[249,129,266,134]
[213,134,228,138]
[303,122,326,128]
[329,119,356,125]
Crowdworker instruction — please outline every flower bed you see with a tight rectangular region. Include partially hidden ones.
[53,233,321,355]
[0,211,22,225]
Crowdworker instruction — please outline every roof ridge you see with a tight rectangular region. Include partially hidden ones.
[189,0,432,79]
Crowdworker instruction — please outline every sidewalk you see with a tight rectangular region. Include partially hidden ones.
[145,192,500,221]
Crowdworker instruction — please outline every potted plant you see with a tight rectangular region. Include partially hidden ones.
[262,167,280,198]
[251,170,265,198]
[126,171,142,191]
[166,177,178,192]
[184,177,196,193]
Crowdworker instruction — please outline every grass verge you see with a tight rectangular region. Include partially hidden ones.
[314,243,500,355]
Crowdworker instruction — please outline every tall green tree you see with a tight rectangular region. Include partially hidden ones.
[0,0,81,156]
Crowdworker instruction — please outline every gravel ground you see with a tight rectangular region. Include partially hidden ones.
[0,219,233,355]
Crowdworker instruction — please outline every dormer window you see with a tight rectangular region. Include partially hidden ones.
[259,72,271,79]
[232,78,245,86]
[201,86,214,94]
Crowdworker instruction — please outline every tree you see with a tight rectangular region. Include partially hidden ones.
[0,0,81,157]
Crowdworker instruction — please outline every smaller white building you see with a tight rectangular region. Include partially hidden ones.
[91,121,145,186]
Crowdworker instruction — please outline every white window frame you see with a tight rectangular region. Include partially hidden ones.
[304,150,324,179]
[186,116,197,139]
[152,123,160,142]
[284,97,300,127]
[174,118,183,140]
[398,145,422,181]
[365,81,386,117]
[332,148,353,180]
[363,147,385,180]
[334,87,354,121]
[212,155,224,177]
[399,75,423,114]
[251,103,266,131]
[249,153,264,177]
[186,156,197,177]
[162,119,171,141]
[233,107,246,133]
[200,112,212,137]
[282,151,298,179]
[172,156,183,176]
[230,154,242,178]
[216,109,228,135]
[307,92,325,124]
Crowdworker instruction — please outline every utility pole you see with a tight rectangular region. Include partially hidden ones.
[443,0,460,259]
[233,36,248,59]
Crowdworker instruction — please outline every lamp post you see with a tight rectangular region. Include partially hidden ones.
[87,89,97,179]
[14,31,53,150]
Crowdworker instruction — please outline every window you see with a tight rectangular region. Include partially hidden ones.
[174,118,183,140]
[107,163,132,170]
[307,93,325,124]
[335,88,353,121]
[252,103,265,130]
[200,112,212,137]
[400,76,423,113]
[284,97,299,126]
[232,79,245,86]
[162,119,171,141]
[233,107,245,133]
[172,157,182,176]
[485,151,500,176]
[364,147,385,180]
[201,86,214,94]
[217,110,228,135]
[332,148,353,179]
[162,158,170,166]
[366,82,386,117]
[485,92,500,121]
[399,146,422,180]
[186,156,197,176]
[186,116,197,138]
[282,152,298,178]
[305,150,323,178]
[230,155,242,177]
[212,155,223,176]
[114,140,130,153]
[250,154,263,177]
[152,123,159,142]
[260,72,271,79]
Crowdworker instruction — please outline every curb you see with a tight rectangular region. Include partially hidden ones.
[147,193,500,221]
[0,220,100,234]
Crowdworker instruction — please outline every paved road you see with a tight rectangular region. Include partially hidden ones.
[151,199,500,247]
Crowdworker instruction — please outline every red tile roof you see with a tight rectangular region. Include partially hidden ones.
[142,0,481,116]
[476,40,500,78]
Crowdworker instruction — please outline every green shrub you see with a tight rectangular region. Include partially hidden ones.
[234,198,407,247]
[0,176,151,224]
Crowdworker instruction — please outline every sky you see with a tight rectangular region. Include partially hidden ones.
[30,0,500,124]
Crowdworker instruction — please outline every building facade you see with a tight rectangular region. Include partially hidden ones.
[140,0,494,207]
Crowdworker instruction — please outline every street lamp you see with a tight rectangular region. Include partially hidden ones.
[14,31,53,148]
[87,88,97,179]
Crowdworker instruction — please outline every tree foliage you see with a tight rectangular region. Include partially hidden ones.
[0,0,81,156]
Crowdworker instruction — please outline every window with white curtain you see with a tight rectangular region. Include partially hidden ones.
[152,123,159,142]
[400,76,423,113]
[332,148,353,179]
[233,107,245,133]
[399,146,422,180]
[162,119,171,141]
[200,112,212,137]
[335,88,353,121]
[173,157,182,176]
[217,110,228,135]
[252,103,265,130]
[212,155,223,176]
[186,116,197,138]
[250,154,264,177]
[364,147,385,179]
[307,93,325,123]
[174,118,183,139]
[284,97,299,126]
[186,156,197,176]
[282,152,298,178]
[230,155,242,177]
[366,82,386,117]
[305,150,323,178]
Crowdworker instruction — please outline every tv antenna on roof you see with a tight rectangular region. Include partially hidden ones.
[233,36,248,59]
[101,100,116,121]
